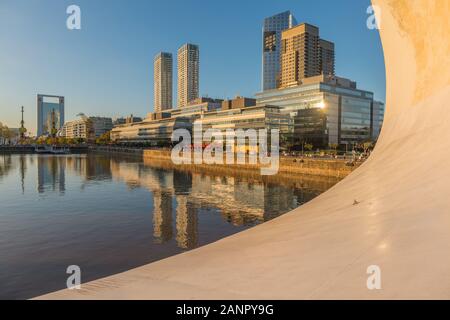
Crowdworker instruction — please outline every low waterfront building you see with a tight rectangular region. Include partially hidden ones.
[196,104,292,133]
[255,74,384,148]
[59,116,113,140]
[109,97,292,148]
[110,116,192,145]
[194,104,293,151]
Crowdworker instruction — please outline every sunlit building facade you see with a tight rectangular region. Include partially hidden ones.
[280,23,335,88]
[177,44,199,108]
[59,116,112,140]
[110,116,192,145]
[256,75,382,148]
[194,104,293,144]
[59,116,94,140]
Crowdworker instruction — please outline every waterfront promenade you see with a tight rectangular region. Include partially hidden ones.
[37,0,450,299]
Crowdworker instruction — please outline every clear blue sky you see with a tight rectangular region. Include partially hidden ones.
[0,0,385,135]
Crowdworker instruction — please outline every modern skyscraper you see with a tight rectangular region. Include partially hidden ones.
[177,43,199,108]
[154,52,173,112]
[280,23,335,88]
[37,94,65,137]
[262,11,297,91]
[319,39,335,77]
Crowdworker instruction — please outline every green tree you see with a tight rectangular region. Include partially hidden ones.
[36,136,46,145]
[95,131,111,145]
[45,137,54,145]
[304,143,313,152]
[57,137,68,145]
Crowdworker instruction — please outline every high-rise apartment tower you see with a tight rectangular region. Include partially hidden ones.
[154,52,173,112]
[262,11,297,91]
[280,23,335,88]
[177,44,199,108]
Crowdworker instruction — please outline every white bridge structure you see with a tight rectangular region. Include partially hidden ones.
[38,0,450,299]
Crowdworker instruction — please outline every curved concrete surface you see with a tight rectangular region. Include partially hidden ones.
[38,0,450,299]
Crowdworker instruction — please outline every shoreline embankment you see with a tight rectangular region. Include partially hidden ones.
[92,146,361,179]
[0,146,89,154]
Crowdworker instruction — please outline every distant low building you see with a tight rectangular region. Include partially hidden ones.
[90,117,113,137]
[168,97,223,120]
[113,115,143,126]
[59,116,94,140]
[110,97,292,147]
[59,115,113,140]
[221,97,257,110]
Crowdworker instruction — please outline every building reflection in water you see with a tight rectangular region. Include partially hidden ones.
[175,194,198,249]
[0,155,15,181]
[83,154,113,181]
[26,154,327,251]
[35,154,115,195]
[20,155,27,194]
[37,156,66,194]
[109,157,321,250]
[149,169,198,249]
[152,191,173,244]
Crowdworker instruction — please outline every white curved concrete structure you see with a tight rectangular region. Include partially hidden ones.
[38,0,450,299]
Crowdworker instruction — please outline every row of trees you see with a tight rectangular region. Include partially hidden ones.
[0,121,114,146]
[29,131,112,146]
[280,139,376,155]
[35,136,88,146]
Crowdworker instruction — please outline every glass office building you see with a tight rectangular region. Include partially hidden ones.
[196,105,292,134]
[262,11,297,91]
[372,101,385,140]
[256,75,384,148]
[37,95,65,137]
